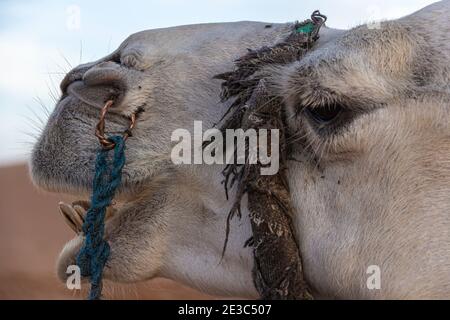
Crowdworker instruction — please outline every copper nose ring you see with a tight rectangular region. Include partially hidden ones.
[95,100,136,149]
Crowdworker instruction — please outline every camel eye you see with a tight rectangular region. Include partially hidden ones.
[305,103,343,124]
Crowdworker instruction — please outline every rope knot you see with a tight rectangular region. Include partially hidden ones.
[76,135,125,300]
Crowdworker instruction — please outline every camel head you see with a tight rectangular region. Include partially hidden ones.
[30,1,450,299]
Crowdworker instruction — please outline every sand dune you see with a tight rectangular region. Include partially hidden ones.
[0,163,212,299]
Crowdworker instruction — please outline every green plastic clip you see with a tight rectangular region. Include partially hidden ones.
[296,22,315,34]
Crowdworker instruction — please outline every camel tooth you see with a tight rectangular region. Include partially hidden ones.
[70,200,116,222]
[72,200,91,211]
[59,202,81,234]
[73,205,87,222]
[73,203,114,222]
[69,206,84,231]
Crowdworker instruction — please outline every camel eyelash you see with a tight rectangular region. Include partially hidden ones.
[300,96,382,137]
[300,103,352,135]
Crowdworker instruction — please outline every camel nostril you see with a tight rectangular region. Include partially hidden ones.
[61,59,129,109]
[60,70,80,94]
[83,63,125,89]
[67,80,122,109]
[60,62,96,94]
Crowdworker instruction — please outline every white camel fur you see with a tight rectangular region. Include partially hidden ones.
[31,1,450,298]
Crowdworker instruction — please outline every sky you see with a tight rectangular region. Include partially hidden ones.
[0,0,438,166]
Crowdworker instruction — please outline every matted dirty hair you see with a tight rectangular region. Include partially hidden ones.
[212,11,326,299]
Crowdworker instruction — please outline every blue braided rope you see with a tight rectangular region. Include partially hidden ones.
[76,135,125,300]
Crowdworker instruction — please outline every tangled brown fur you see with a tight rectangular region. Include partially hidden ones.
[213,11,326,299]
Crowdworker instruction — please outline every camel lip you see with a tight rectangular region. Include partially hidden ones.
[30,94,143,202]
[31,169,134,202]
[29,170,91,198]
